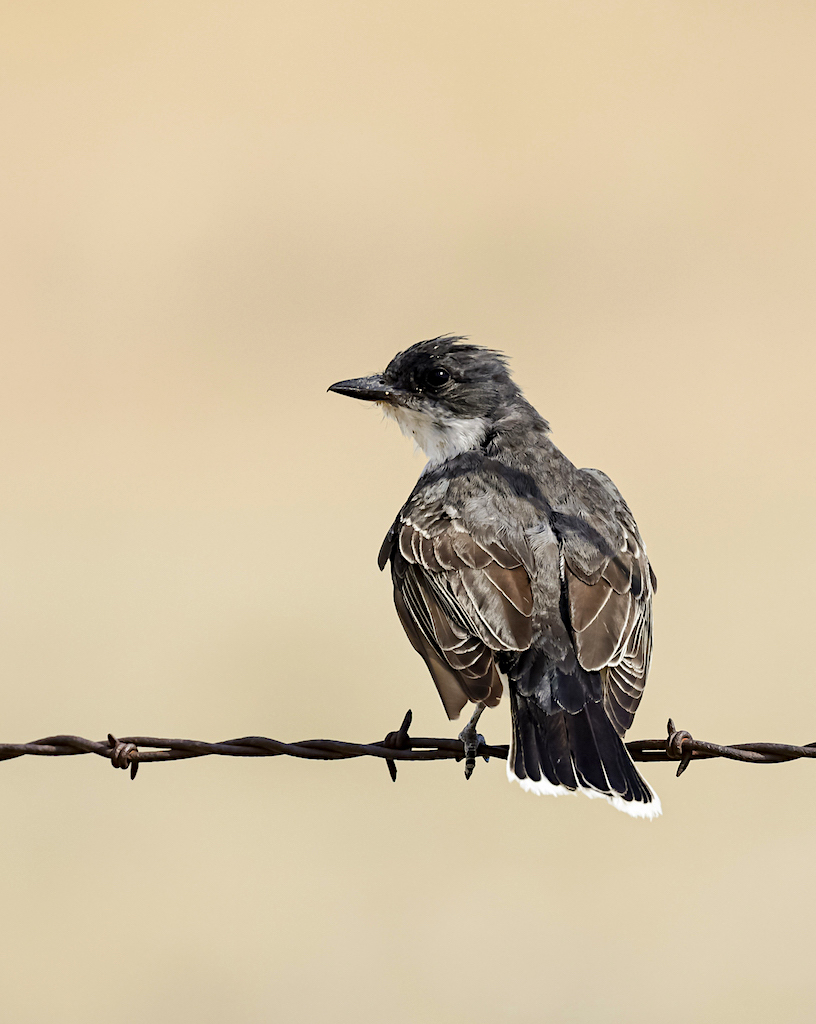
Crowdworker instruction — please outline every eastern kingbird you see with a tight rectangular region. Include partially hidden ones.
[329,336,659,818]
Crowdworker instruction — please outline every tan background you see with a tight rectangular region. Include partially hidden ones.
[1,2,815,1020]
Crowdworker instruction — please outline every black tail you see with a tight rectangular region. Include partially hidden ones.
[508,687,660,818]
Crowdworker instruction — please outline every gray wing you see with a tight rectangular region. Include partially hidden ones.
[380,515,534,720]
[560,469,657,737]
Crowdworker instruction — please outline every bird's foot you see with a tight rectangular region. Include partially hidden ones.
[458,703,487,780]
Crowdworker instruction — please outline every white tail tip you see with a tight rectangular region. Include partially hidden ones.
[507,762,662,819]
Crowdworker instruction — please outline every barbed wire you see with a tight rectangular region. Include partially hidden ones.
[0,712,815,782]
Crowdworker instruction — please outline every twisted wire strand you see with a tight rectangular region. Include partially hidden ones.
[0,713,815,781]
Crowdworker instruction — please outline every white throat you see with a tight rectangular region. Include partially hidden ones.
[381,404,488,466]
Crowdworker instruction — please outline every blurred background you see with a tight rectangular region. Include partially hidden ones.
[1,2,815,1020]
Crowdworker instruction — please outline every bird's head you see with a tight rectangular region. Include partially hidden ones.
[328,336,528,466]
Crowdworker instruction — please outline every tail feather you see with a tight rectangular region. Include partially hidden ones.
[513,699,538,781]
[539,709,579,790]
[508,689,660,819]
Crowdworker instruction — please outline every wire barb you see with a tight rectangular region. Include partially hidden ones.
[666,719,694,777]
[381,709,413,782]
[107,734,139,779]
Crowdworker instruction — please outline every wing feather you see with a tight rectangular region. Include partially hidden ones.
[398,525,415,563]
[601,553,633,594]
[451,531,494,569]
[478,540,526,569]
[419,535,443,572]
[482,562,535,616]
[568,576,613,631]
[432,534,457,571]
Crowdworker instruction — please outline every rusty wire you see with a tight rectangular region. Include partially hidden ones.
[0,712,815,782]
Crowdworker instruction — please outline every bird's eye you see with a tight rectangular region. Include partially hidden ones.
[422,366,451,389]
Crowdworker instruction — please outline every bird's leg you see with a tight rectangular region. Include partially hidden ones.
[458,703,487,781]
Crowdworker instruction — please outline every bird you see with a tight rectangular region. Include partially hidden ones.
[328,336,660,818]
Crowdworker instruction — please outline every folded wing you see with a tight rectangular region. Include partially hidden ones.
[564,515,656,737]
[381,518,534,720]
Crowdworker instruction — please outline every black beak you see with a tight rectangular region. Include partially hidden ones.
[327,374,399,403]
